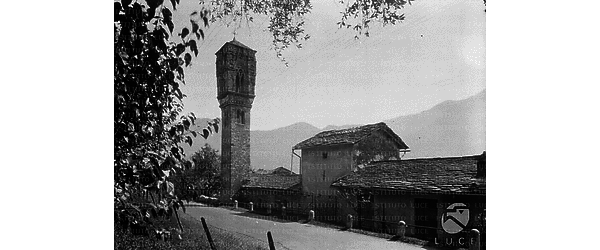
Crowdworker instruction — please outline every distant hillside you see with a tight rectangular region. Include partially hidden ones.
[250,122,320,170]
[183,90,485,170]
[385,89,486,159]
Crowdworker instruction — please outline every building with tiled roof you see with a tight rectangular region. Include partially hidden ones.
[238,166,302,214]
[293,122,409,150]
[331,152,486,241]
[331,155,485,195]
[243,171,301,191]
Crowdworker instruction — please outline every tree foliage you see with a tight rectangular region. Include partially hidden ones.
[338,0,413,38]
[204,0,416,60]
[173,144,221,200]
[114,0,219,235]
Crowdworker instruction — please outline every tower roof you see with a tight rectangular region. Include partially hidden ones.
[216,38,256,54]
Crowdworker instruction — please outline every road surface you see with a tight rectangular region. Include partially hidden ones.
[186,205,428,250]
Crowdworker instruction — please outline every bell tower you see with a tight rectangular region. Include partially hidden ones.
[215,39,256,199]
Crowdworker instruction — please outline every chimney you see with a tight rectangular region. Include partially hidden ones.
[476,151,486,178]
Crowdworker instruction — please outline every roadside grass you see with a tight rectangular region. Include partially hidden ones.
[115,210,269,250]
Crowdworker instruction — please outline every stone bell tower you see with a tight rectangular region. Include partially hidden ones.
[215,39,256,199]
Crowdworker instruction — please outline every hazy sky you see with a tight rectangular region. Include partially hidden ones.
[172,0,486,130]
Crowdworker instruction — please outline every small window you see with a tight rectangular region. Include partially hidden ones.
[322,170,326,181]
[235,72,241,92]
[241,111,245,124]
[322,152,328,159]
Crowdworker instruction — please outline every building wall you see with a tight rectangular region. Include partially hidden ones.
[238,188,301,213]
[371,191,485,244]
[300,144,354,195]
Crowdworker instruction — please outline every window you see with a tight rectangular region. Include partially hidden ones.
[234,72,246,93]
[322,170,326,181]
[236,110,245,124]
[235,72,241,92]
[322,152,328,159]
[240,74,245,92]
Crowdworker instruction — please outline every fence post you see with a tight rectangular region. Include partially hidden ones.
[397,221,406,239]
[346,214,353,229]
[282,206,286,217]
[308,210,315,221]
[200,217,217,250]
[234,200,238,209]
[249,202,254,212]
[267,231,277,250]
[469,229,480,250]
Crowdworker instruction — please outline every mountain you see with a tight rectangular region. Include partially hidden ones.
[183,90,485,170]
[384,89,486,159]
[250,122,320,170]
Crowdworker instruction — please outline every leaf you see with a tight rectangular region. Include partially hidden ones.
[186,136,193,146]
[190,11,198,16]
[176,66,184,79]
[180,201,186,213]
[145,0,163,9]
[171,147,179,155]
[162,7,172,20]
[170,0,177,10]
[165,19,174,34]
[213,123,219,133]
[183,119,190,130]
[122,0,132,7]
[191,20,199,34]
[184,53,191,66]
[202,129,209,139]
[198,29,205,40]
[180,27,189,39]
[188,40,198,56]
[166,181,175,196]
[146,7,156,22]
[114,2,122,16]
[191,131,197,137]
[168,58,178,70]
[175,44,186,56]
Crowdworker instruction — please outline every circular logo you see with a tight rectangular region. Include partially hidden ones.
[441,203,470,234]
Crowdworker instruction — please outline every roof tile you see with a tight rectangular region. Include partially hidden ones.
[331,154,486,195]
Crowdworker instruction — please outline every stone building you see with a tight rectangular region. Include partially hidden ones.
[215,39,256,200]
[238,167,302,213]
[290,122,410,222]
[331,153,486,246]
[292,122,410,196]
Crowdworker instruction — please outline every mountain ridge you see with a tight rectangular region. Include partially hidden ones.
[183,89,486,169]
